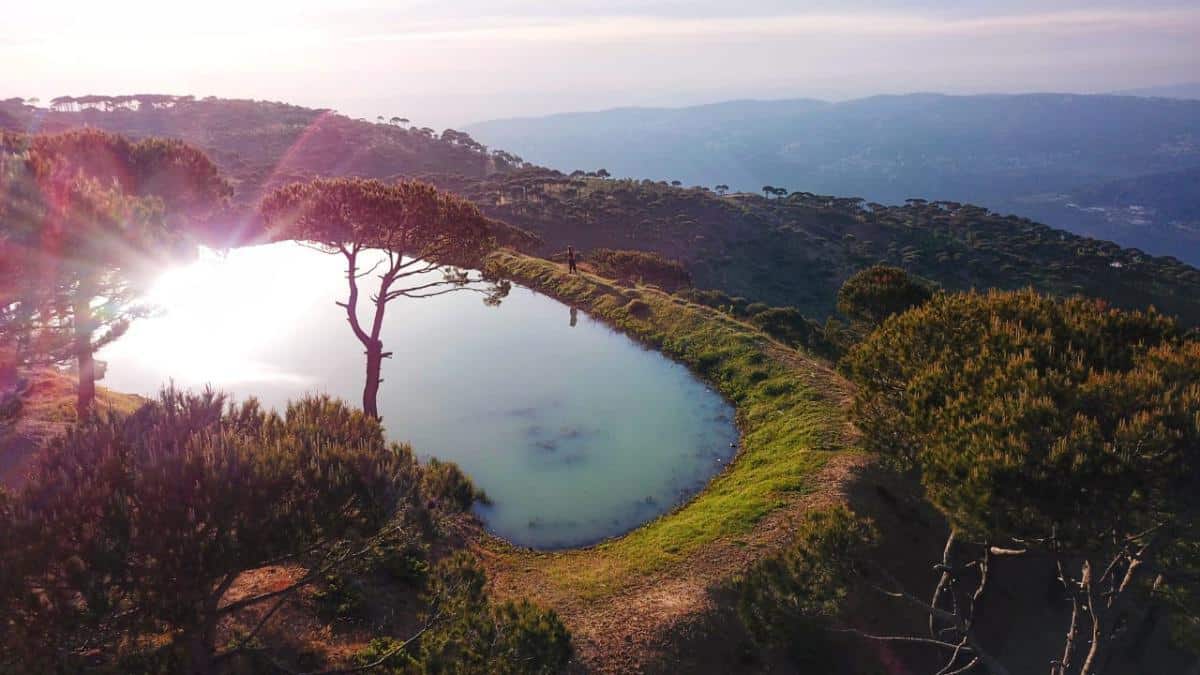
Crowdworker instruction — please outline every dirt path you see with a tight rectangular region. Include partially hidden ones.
[469,254,870,673]
[478,450,870,673]
[1,368,143,489]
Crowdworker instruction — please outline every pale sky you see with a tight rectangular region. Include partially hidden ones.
[4,0,1198,128]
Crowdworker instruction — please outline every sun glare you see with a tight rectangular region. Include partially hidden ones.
[100,245,328,388]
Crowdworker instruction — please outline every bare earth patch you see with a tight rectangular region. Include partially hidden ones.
[477,451,869,673]
[1,368,143,489]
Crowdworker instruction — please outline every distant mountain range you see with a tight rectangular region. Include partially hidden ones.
[1111,82,1200,100]
[466,93,1200,265]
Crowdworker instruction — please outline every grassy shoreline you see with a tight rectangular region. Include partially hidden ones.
[481,251,855,597]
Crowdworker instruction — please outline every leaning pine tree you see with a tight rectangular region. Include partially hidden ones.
[260,178,511,419]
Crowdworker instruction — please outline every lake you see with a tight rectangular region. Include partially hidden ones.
[98,242,739,548]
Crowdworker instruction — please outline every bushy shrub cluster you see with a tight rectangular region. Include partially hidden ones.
[0,387,512,673]
[588,248,692,291]
[355,553,572,675]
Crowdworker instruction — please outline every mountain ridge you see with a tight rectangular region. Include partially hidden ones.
[3,94,1199,326]
[466,92,1200,264]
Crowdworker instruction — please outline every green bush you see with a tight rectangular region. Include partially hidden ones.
[738,506,878,669]
[748,307,836,356]
[625,298,651,317]
[589,248,691,291]
[0,388,420,672]
[421,457,488,511]
[367,535,432,587]
[353,637,417,672]
[835,264,933,326]
[417,553,572,675]
[739,506,878,643]
[314,568,369,622]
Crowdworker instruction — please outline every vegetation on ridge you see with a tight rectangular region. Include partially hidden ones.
[4,97,1197,329]
[434,168,1200,326]
[743,289,1200,674]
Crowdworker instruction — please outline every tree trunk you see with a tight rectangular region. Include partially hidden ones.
[363,343,383,420]
[361,277,390,421]
[73,285,96,418]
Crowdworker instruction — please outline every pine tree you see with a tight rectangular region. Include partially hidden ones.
[0,129,229,415]
[260,178,510,419]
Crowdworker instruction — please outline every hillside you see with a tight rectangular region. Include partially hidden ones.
[426,168,1200,325]
[0,96,507,218]
[4,95,1200,325]
[1071,165,1200,224]
[466,93,1200,263]
[1112,82,1200,100]
[5,99,1199,674]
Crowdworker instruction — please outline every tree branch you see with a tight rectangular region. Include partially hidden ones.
[217,523,403,617]
[935,636,972,675]
[337,247,371,346]
[831,627,974,651]
[931,529,958,637]
[1053,558,1081,675]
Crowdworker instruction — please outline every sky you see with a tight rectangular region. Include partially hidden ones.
[3,0,1199,128]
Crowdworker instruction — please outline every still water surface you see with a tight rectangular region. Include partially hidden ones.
[98,242,738,548]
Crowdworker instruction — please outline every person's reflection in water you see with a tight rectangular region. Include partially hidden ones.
[569,306,578,327]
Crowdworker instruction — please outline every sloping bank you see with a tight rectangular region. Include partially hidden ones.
[478,251,863,670]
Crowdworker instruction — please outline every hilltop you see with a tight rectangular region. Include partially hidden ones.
[0,95,509,218]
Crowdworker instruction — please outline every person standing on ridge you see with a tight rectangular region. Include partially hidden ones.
[567,245,578,274]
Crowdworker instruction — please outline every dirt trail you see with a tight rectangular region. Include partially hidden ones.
[479,451,870,673]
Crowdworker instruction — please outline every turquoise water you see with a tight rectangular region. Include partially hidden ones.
[98,242,738,548]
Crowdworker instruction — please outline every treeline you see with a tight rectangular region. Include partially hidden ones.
[0,96,520,227]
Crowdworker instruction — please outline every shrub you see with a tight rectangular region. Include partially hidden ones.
[738,506,877,669]
[625,298,651,317]
[416,553,573,675]
[0,388,421,672]
[836,264,933,326]
[748,307,835,356]
[739,506,878,643]
[314,568,369,622]
[421,457,488,511]
[589,248,691,291]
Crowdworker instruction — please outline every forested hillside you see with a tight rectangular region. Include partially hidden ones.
[429,168,1200,324]
[5,95,1200,324]
[466,93,1200,263]
[0,96,510,215]
[1072,166,1200,225]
